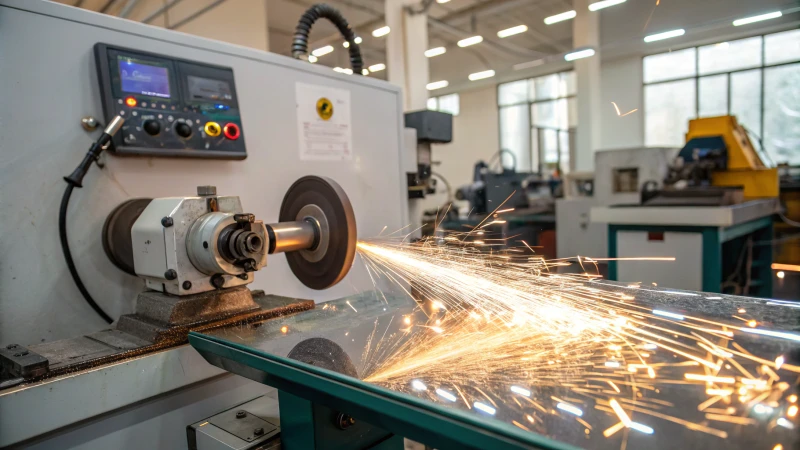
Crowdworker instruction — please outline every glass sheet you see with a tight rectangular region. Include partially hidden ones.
[199,281,800,450]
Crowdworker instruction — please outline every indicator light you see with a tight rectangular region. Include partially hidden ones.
[125,97,137,107]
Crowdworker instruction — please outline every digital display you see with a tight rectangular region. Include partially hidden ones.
[118,57,171,98]
[187,75,233,102]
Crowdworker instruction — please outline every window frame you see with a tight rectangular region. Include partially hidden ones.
[497,71,577,175]
[642,29,800,148]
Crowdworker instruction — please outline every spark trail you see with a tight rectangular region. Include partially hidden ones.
[355,233,800,448]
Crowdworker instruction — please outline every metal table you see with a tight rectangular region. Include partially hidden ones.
[190,286,800,450]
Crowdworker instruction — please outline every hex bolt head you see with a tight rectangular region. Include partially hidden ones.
[161,216,174,227]
[253,427,264,436]
[236,410,246,419]
[197,185,217,196]
[182,280,192,290]
[210,274,225,289]
[164,269,177,280]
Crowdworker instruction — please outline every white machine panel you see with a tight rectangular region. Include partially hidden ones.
[616,231,703,291]
[0,1,407,344]
[555,198,607,259]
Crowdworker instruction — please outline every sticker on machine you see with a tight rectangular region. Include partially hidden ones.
[296,82,353,160]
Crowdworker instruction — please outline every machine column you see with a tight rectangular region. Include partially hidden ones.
[386,0,430,111]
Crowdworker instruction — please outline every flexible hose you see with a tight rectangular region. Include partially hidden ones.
[292,4,364,74]
[59,184,114,324]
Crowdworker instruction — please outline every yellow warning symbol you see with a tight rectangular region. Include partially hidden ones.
[316,97,333,120]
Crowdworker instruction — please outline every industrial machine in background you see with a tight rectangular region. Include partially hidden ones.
[0,1,407,448]
[589,116,780,296]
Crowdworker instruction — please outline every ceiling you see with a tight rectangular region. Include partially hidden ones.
[56,0,799,92]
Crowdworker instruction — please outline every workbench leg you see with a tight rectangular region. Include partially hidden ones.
[701,229,722,293]
[278,390,400,450]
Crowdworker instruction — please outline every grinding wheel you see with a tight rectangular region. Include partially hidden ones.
[287,337,359,378]
[279,176,356,290]
[102,198,152,275]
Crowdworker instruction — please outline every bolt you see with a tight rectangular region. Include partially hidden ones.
[335,412,355,430]
[234,213,255,223]
[164,269,177,280]
[236,410,246,419]
[210,274,225,289]
[197,185,217,196]
[253,427,264,436]
[182,280,192,290]
[161,216,173,227]
[81,116,99,131]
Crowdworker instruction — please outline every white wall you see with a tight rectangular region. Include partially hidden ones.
[418,86,500,215]
[599,56,645,150]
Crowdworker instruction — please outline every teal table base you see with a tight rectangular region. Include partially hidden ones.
[607,216,773,296]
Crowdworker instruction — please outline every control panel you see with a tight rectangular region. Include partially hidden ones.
[94,43,246,159]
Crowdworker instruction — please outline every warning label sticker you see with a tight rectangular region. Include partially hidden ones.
[296,82,352,161]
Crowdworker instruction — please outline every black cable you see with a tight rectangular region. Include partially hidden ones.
[59,184,113,324]
[61,116,125,324]
[292,4,364,74]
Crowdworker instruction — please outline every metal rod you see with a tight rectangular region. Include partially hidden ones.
[168,0,228,30]
[119,0,140,18]
[268,221,317,254]
[141,0,183,24]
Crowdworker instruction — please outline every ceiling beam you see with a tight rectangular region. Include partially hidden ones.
[141,0,184,24]
[168,0,228,29]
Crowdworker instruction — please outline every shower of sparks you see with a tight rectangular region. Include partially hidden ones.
[353,224,800,448]
[611,101,638,117]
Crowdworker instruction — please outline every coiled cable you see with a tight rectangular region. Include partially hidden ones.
[292,4,364,74]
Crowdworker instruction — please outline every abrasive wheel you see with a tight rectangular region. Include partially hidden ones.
[287,337,359,378]
[279,176,357,290]
[102,198,152,275]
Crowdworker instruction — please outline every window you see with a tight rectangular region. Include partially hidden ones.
[428,94,459,116]
[497,71,576,174]
[643,29,800,164]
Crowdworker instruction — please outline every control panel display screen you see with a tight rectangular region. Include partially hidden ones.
[187,75,232,102]
[118,56,171,98]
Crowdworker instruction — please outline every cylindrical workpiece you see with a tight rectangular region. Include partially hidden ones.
[268,220,317,254]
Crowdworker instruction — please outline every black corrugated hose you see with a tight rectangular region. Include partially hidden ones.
[292,4,364,74]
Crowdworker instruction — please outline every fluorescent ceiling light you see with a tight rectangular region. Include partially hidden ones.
[457,35,484,47]
[644,28,685,42]
[468,70,495,81]
[544,10,576,25]
[497,25,528,38]
[311,45,333,57]
[437,0,450,3]
[362,69,369,75]
[372,26,390,37]
[425,47,446,57]
[733,11,782,26]
[368,63,386,72]
[564,48,596,61]
[426,80,449,90]
[333,67,353,75]
[342,36,363,48]
[589,0,626,11]
[307,55,318,63]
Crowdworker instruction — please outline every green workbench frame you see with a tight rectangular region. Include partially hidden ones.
[188,332,577,450]
[607,216,773,296]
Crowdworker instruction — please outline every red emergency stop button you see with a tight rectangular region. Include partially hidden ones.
[223,123,240,140]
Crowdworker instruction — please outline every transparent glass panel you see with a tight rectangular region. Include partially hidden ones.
[643,48,696,83]
[698,37,762,75]
[437,94,460,116]
[530,128,540,172]
[499,105,532,172]
[645,79,696,146]
[563,71,577,96]
[498,80,529,106]
[764,63,800,165]
[730,69,762,137]
[765,29,800,65]
[532,99,569,130]
[698,74,728,117]
[567,97,578,128]
[559,131,571,174]
[540,128,559,163]
[531,74,560,100]
[427,97,437,111]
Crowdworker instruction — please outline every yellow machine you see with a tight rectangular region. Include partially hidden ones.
[684,115,779,198]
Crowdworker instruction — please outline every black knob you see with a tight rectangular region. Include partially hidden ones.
[174,122,192,138]
[143,119,161,136]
